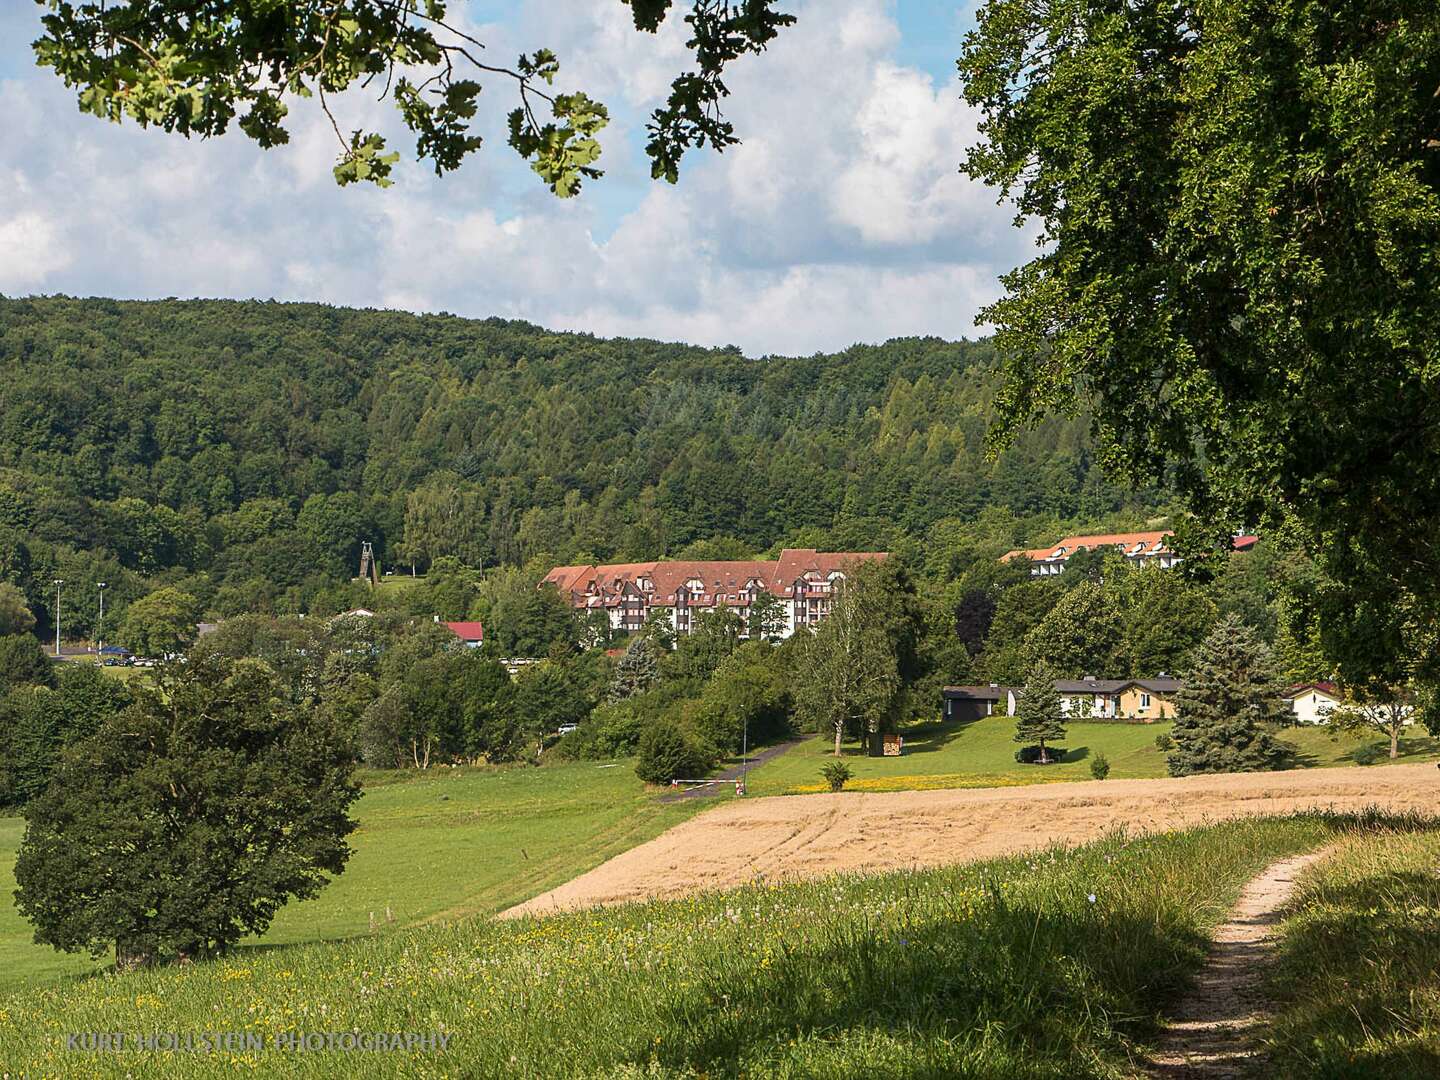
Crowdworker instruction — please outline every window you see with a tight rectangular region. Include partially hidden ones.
[1140,693,1151,709]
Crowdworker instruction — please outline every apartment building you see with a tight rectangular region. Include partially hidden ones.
[543,549,887,640]
[1001,530,1258,577]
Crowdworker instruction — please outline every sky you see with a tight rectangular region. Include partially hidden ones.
[0,1,1032,356]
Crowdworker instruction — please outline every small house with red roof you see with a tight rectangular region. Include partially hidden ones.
[442,620,485,649]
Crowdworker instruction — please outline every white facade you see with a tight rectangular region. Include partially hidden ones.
[1286,687,1341,725]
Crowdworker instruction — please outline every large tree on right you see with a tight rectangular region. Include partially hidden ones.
[959,2,1440,685]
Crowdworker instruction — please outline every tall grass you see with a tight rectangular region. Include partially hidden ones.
[0,815,1383,1078]
[1264,823,1440,1078]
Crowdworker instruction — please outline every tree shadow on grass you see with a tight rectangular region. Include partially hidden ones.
[1266,869,1440,1080]
[647,901,1207,1077]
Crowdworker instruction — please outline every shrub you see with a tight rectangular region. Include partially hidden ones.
[1015,745,1066,765]
[1089,752,1111,780]
[1154,732,1174,751]
[635,717,714,785]
[820,761,853,792]
[1351,743,1385,766]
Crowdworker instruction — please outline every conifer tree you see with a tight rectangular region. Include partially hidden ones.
[1168,615,1287,776]
[609,637,659,703]
[1014,663,1066,764]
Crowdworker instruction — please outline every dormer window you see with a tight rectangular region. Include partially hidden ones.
[686,577,704,591]
[637,576,653,592]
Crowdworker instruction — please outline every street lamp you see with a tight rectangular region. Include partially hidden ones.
[53,578,63,657]
[96,582,108,664]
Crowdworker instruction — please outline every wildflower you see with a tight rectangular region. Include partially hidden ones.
[1087,893,1097,904]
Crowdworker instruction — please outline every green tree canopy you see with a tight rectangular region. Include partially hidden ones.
[13,654,359,968]
[793,561,916,756]
[0,634,56,695]
[33,1,795,194]
[1022,580,1125,678]
[0,583,36,637]
[114,587,201,658]
[1014,663,1065,764]
[960,0,1440,685]
[1168,615,1287,776]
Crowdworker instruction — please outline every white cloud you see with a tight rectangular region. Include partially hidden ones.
[0,208,70,289]
[0,0,1030,354]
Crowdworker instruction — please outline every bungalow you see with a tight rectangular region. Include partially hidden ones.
[946,676,1181,723]
[442,620,485,649]
[1283,682,1342,725]
[1056,676,1181,722]
[941,684,1018,722]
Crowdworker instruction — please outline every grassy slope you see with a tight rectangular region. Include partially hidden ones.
[744,715,1440,796]
[0,817,1354,1079]
[1264,827,1440,1078]
[0,762,703,992]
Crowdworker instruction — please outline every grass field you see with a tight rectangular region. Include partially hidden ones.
[1264,827,1440,1077]
[0,814,1414,1078]
[743,715,1440,796]
[0,761,705,992]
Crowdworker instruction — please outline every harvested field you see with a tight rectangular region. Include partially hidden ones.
[506,761,1439,917]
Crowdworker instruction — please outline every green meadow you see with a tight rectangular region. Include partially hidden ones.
[1264,826,1440,1077]
[1,814,1427,1078]
[0,761,705,992]
[741,715,1440,795]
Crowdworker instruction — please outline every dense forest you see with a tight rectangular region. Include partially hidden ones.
[0,297,1172,636]
[0,297,1345,802]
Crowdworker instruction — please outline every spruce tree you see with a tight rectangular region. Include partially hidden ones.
[1168,614,1287,776]
[609,637,660,703]
[1014,664,1066,764]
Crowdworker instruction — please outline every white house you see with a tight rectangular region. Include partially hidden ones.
[1283,682,1342,725]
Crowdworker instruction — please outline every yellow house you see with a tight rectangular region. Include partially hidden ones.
[1116,678,1181,721]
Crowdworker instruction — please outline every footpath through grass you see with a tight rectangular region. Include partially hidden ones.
[0,760,704,992]
[743,715,1440,796]
[0,814,1400,1079]
[1264,826,1440,1078]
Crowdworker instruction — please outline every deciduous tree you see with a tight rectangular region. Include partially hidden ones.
[0,583,35,637]
[33,1,795,193]
[13,654,359,968]
[960,1,1440,684]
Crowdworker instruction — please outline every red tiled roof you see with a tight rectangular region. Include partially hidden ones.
[543,549,888,609]
[1003,531,1173,563]
[442,621,485,641]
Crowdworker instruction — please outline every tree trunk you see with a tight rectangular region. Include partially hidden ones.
[833,722,842,757]
[1390,727,1400,759]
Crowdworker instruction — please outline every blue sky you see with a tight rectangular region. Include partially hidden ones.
[0,1,1026,355]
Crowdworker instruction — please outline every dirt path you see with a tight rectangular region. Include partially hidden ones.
[659,739,806,802]
[1147,849,1329,1078]
[502,762,1435,918]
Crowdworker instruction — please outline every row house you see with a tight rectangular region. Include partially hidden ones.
[542,549,888,641]
[943,675,1182,723]
[1001,531,1258,577]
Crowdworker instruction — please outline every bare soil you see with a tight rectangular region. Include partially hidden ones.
[1147,849,1331,1078]
[503,762,1435,917]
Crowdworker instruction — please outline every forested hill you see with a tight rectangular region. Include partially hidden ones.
[0,296,1170,629]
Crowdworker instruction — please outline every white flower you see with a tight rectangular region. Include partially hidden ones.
[1087,893,1097,904]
